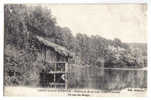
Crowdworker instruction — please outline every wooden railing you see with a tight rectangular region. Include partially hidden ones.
[40,62,68,89]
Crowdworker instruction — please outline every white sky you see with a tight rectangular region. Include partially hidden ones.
[45,4,147,43]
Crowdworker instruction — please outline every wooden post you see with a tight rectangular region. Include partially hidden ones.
[65,63,68,89]
[54,62,56,88]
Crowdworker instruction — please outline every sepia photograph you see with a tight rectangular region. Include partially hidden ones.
[4,4,147,96]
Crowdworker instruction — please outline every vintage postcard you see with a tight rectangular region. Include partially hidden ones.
[4,4,147,96]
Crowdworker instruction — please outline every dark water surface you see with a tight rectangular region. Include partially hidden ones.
[68,65,147,90]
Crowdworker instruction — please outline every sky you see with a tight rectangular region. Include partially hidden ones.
[45,4,147,43]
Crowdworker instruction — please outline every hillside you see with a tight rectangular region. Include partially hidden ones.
[127,43,147,56]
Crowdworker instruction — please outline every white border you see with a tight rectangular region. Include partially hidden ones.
[3,0,148,4]
[0,0,150,100]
